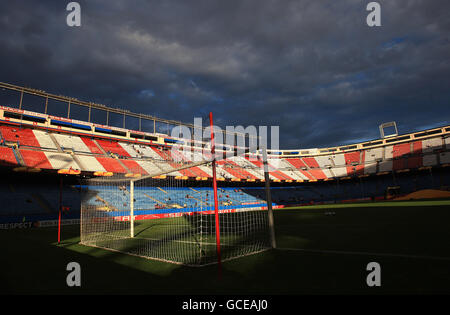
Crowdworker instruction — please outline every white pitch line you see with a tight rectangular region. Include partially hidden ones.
[278,247,450,261]
[136,236,252,248]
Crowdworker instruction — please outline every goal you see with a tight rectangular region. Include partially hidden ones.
[80,150,276,266]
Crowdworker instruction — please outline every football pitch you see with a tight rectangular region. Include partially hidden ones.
[1,200,450,294]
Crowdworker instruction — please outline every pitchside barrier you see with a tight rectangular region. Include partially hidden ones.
[80,144,277,266]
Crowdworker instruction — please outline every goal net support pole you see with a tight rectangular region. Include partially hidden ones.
[130,180,134,238]
[58,176,62,244]
[209,112,222,271]
[262,147,277,249]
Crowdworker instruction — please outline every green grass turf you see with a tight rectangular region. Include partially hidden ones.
[1,200,450,294]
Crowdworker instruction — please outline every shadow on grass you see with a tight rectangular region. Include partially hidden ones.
[2,203,450,294]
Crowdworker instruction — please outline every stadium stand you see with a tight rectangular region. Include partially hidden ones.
[422,138,442,153]
[0,147,18,166]
[44,152,80,170]
[19,149,53,169]
[53,133,92,153]
[1,125,40,147]
[441,152,450,164]
[1,121,449,184]
[136,160,165,175]
[1,104,450,225]
[118,142,142,158]
[120,159,148,174]
[80,137,104,154]
[96,139,131,157]
[95,156,127,173]
[76,154,107,172]
[33,130,58,150]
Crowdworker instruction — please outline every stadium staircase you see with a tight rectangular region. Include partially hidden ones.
[12,146,25,166]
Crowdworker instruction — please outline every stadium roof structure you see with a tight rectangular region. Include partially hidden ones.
[0,81,252,141]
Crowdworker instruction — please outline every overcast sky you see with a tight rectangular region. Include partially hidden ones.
[0,0,449,149]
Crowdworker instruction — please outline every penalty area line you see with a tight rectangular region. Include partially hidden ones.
[277,247,450,261]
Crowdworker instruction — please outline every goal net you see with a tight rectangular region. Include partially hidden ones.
[80,150,275,266]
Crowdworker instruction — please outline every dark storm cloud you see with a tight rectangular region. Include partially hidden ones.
[0,0,449,149]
